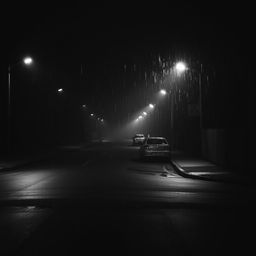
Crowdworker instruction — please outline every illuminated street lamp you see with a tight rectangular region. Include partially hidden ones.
[172,61,203,152]
[138,115,143,119]
[143,112,147,116]
[174,61,187,73]
[90,113,94,117]
[23,57,33,65]
[169,61,187,150]
[57,88,63,93]
[7,56,33,153]
[149,104,154,109]
[160,89,167,95]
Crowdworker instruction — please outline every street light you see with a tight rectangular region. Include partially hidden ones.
[149,104,154,109]
[169,61,187,150]
[7,56,33,153]
[160,89,167,95]
[172,61,203,153]
[57,88,63,93]
[23,57,33,65]
[174,61,187,73]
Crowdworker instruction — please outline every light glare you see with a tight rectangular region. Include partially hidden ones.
[160,89,167,95]
[23,57,33,65]
[175,61,187,73]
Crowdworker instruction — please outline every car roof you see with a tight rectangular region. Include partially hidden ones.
[147,137,166,140]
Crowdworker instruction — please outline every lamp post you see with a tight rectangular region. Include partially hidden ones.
[7,57,33,153]
[172,61,204,153]
[170,61,187,150]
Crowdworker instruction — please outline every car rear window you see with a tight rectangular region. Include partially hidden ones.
[147,138,167,144]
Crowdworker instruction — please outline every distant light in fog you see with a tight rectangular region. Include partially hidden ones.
[149,104,154,109]
[82,104,86,108]
[175,61,187,73]
[23,57,33,65]
[138,115,143,119]
[101,119,104,122]
[160,89,167,95]
[143,112,147,116]
[90,113,94,116]
[57,88,63,93]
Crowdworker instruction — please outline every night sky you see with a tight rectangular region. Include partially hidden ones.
[2,2,253,148]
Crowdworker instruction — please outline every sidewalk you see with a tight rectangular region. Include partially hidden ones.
[170,151,251,185]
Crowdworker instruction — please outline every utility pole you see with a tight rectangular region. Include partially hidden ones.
[7,65,11,153]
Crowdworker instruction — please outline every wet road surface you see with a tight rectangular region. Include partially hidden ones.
[0,141,255,255]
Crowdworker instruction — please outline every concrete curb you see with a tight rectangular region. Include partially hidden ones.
[170,159,251,185]
[170,160,210,181]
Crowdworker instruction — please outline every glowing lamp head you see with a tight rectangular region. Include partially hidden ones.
[149,104,154,109]
[23,57,33,65]
[143,112,147,116]
[160,89,167,95]
[57,88,63,93]
[175,61,187,73]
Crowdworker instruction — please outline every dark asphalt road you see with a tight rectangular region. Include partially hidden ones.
[0,140,255,255]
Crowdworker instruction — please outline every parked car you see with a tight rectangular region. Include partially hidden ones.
[132,134,146,145]
[140,136,171,158]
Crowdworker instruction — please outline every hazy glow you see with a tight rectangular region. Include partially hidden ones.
[23,57,33,65]
[138,115,143,119]
[57,88,63,92]
[175,61,187,73]
[143,112,147,116]
[82,104,86,108]
[160,89,167,95]
[149,104,154,109]
[90,113,94,116]
[101,119,104,122]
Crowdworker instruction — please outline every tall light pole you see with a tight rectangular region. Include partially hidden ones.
[171,61,187,150]
[7,56,33,153]
[173,61,204,153]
